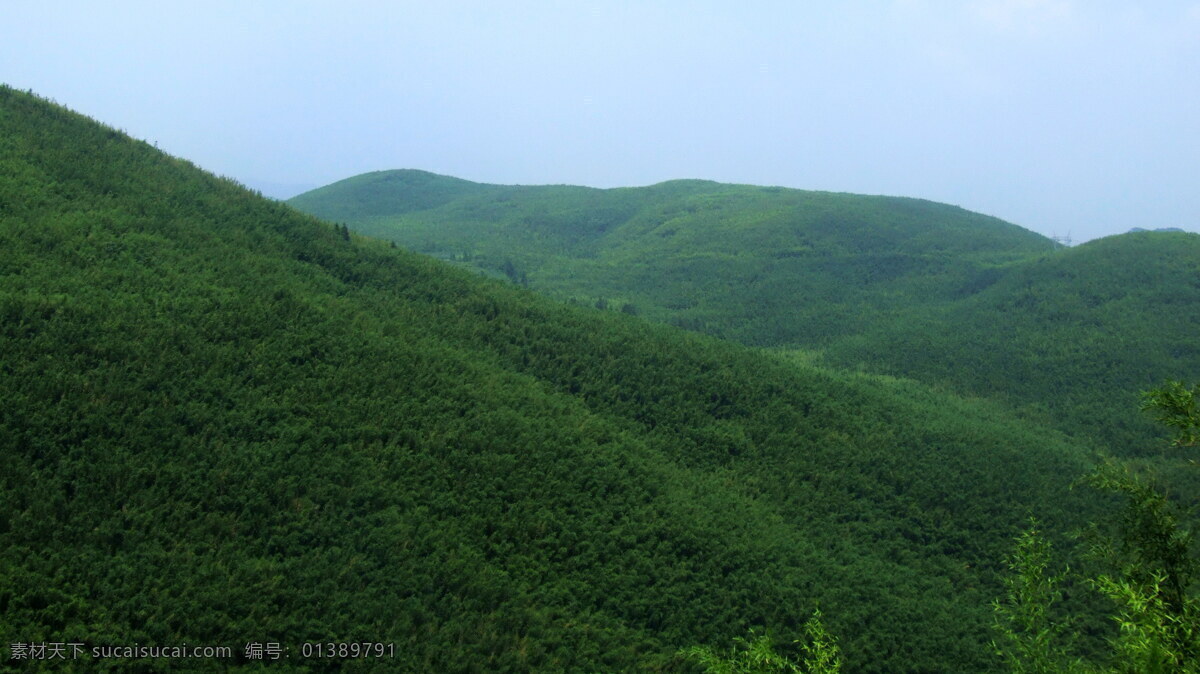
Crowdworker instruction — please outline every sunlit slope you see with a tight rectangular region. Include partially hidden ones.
[292,172,1199,454]
[290,171,1051,345]
[2,87,1106,672]
[290,169,499,220]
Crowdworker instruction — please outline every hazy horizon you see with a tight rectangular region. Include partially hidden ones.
[4,1,1198,243]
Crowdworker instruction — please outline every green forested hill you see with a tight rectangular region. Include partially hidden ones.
[290,171,1200,455]
[1,87,1112,672]
[289,171,1051,349]
[826,231,1200,453]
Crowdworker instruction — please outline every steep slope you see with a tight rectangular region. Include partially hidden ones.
[1,87,1108,672]
[291,172,1200,454]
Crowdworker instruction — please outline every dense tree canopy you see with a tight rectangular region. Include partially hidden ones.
[291,171,1200,457]
[0,85,1169,671]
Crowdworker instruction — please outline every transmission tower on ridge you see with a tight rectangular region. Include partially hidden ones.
[1051,231,1073,249]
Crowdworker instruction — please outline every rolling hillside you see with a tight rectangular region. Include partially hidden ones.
[0,87,1116,672]
[291,171,1200,454]
[290,170,1052,348]
[826,230,1200,452]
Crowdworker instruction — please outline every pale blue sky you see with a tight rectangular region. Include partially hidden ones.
[3,1,1198,242]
